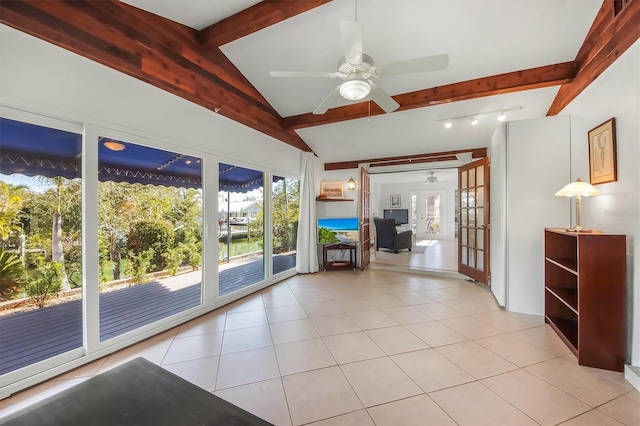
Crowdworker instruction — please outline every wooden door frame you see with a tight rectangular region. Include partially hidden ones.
[359,166,371,271]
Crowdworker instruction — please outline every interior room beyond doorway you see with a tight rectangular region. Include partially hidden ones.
[370,167,459,274]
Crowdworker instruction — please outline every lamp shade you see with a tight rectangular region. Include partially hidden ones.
[555,178,601,197]
[347,177,357,190]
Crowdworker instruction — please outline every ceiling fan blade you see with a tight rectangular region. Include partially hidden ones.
[373,53,449,77]
[270,71,341,78]
[339,20,363,65]
[368,82,399,113]
[313,85,344,115]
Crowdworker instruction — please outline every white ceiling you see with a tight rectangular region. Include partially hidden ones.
[121,0,602,165]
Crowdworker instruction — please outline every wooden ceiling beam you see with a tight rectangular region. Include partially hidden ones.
[547,0,640,115]
[198,0,333,48]
[324,148,487,171]
[283,62,575,130]
[0,0,313,152]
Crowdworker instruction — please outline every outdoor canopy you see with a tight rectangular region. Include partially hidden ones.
[0,117,274,192]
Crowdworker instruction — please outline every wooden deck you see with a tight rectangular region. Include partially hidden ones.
[0,254,296,376]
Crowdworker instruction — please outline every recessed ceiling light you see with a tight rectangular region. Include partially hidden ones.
[470,117,478,125]
[104,141,125,151]
[497,111,507,122]
[444,121,452,129]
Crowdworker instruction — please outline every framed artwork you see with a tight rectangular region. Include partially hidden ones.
[320,181,344,199]
[588,118,617,185]
[390,194,401,208]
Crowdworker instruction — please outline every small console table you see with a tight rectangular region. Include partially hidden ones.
[322,243,357,271]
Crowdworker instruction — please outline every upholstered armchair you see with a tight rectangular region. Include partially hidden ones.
[373,218,412,253]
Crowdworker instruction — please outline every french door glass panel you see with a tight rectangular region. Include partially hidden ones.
[0,117,83,375]
[272,176,299,275]
[97,137,203,342]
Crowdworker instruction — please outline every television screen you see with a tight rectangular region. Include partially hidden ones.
[317,217,359,244]
[383,209,409,225]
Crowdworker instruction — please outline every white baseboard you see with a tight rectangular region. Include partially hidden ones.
[625,364,640,391]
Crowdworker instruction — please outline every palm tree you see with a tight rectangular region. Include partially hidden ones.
[51,177,70,291]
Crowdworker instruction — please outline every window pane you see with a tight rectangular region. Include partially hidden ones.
[476,166,484,185]
[461,171,467,188]
[272,176,298,275]
[0,117,83,374]
[98,138,202,342]
[477,250,484,271]
[219,163,264,296]
[476,187,484,207]
[424,194,440,235]
[469,168,476,187]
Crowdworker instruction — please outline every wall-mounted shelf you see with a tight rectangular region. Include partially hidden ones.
[316,197,353,202]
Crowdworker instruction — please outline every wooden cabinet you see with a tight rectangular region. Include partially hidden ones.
[544,228,626,371]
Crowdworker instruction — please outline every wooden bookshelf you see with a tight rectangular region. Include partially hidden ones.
[544,228,626,371]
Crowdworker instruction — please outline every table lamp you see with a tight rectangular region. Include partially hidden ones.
[554,178,601,232]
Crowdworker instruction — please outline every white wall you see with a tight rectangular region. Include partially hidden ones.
[489,125,507,306]
[560,40,640,368]
[489,116,571,315]
[0,25,302,177]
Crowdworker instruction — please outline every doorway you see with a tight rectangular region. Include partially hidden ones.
[370,168,459,273]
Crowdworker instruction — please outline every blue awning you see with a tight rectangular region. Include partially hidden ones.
[0,118,270,192]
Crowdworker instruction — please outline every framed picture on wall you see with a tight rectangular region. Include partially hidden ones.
[588,118,617,185]
[390,194,401,208]
[320,181,344,199]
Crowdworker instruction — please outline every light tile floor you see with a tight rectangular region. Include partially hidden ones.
[1,269,638,425]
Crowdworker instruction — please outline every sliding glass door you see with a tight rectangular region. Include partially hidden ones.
[218,163,265,296]
[272,176,299,275]
[0,115,84,376]
[97,138,203,341]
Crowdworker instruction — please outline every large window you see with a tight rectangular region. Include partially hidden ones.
[97,138,203,341]
[272,176,299,275]
[0,111,298,395]
[0,117,83,375]
[218,163,264,296]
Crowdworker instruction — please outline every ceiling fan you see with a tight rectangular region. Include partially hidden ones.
[270,20,449,115]
[424,171,439,184]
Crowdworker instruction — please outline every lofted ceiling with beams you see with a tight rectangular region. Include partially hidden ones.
[1,0,638,170]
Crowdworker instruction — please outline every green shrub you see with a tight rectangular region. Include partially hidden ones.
[127,220,174,271]
[0,248,23,300]
[125,248,154,286]
[163,246,184,276]
[23,260,62,308]
[181,242,201,271]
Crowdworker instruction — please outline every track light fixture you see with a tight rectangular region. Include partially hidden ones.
[438,105,524,128]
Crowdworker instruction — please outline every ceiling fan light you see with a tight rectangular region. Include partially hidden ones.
[444,121,452,129]
[340,79,370,100]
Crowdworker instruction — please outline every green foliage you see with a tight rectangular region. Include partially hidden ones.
[181,242,201,271]
[127,220,174,272]
[23,259,62,308]
[318,227,339,244]
[163,246,184,276]
[0,248,23,300]
[125,248,154,286]
[0,181,26,241]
